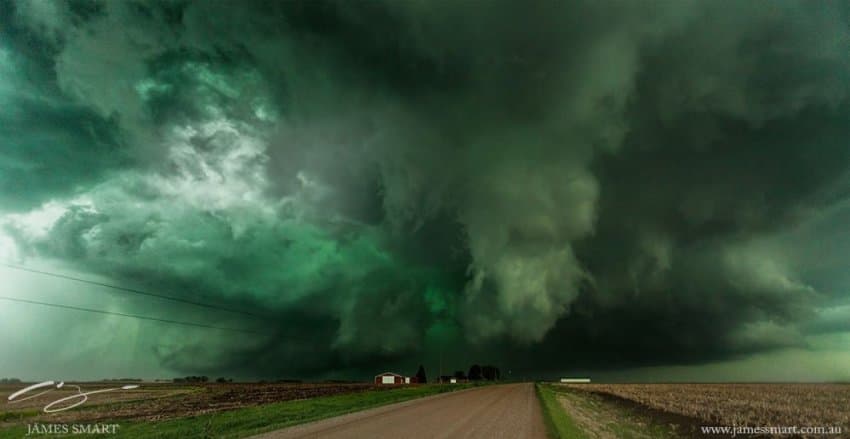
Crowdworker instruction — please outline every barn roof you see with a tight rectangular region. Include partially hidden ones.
[374,372,404,378]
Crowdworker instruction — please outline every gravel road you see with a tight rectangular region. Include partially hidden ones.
[252,383,547,439]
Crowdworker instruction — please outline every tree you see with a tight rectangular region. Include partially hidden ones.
[468,364,482,380]
[415,364,427,383]
[481,366,492,380]
[453,370,466,380]
[482,365,499,381]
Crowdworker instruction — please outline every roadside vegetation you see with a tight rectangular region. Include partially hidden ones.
[537,383,681,439]
[536,383,587,439]
[0,383,474,438]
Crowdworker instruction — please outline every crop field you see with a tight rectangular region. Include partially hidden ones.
[0,382,471,438]
[543,383,850,438]
[0,382,375,426]
[563,383,850,428]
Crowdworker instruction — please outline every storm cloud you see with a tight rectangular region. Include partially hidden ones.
[2,0,850,381]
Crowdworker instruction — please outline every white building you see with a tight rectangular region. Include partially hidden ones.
[560,378,591,383]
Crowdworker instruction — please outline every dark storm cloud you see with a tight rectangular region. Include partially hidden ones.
[3,0,850,379]
[0,0,127,210]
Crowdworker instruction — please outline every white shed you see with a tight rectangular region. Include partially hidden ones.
[560,378,591,383]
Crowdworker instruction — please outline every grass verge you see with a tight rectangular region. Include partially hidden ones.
[543,384,684,438]
[0,384,474,439]
[535,383,587,439]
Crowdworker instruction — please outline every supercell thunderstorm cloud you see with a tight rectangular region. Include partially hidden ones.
[1,0,850,382]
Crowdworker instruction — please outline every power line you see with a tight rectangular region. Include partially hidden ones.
[1,263,268,319]
[0,295,262,334]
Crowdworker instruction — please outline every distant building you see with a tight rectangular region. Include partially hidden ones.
[437,375,466,384]
[374,372,416,385]
[560,378,591,383]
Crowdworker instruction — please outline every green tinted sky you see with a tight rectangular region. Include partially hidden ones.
[1,0,850,382]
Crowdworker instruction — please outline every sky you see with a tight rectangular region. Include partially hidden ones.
[1,0,850,382]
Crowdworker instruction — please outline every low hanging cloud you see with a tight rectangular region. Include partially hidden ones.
[2,0,850,380]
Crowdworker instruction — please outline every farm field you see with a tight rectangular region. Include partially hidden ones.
[0,382,472,438]
[540,383,850,438]
[0,382,373,424]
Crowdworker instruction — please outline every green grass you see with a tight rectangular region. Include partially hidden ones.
[535,383,587,439]
[0,384,474,439]
[0,409,39,423]
[541,384,680,439]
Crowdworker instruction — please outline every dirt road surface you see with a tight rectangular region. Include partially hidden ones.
[253,383,547,439]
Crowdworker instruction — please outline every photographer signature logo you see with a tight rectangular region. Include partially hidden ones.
[7,381,140,413]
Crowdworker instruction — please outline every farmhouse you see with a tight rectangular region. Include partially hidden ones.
[374,372,415,385]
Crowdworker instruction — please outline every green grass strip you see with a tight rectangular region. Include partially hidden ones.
[535,383,587,439]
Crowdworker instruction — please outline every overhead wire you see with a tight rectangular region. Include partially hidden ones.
[1,263,268,319]
[0,295,262,334]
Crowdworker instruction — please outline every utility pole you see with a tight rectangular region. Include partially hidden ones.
[439,349,443,384]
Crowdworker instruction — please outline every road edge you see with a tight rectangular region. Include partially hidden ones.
[535,383,587,439]
[247,384,490,439]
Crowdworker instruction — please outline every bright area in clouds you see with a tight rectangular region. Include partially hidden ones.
[1,0,850,381]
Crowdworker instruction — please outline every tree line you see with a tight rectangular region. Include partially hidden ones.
[413,364,501,383]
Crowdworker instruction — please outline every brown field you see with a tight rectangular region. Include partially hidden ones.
[0,382,378,426]
[560,383,850,431]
